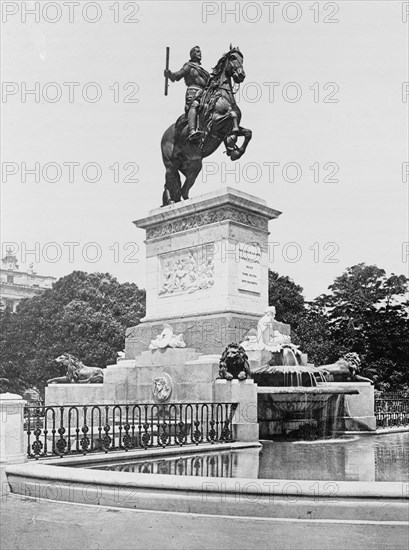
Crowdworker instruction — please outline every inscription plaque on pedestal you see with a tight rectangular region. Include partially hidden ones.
[238,243,261,294]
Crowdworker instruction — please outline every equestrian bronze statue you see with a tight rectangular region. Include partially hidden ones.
[161,45,252,206]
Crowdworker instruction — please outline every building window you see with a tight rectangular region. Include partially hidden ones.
[7,275,14,284]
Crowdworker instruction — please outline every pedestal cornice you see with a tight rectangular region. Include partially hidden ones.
[133,188,281,240]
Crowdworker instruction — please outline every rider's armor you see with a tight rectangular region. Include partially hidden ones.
[167,61,210,141]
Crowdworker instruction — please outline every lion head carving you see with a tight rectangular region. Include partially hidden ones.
[54,354,83,381]
[218,343,251,381]
[342,352,361,373]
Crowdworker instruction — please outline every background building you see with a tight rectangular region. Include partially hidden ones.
[0,248,56,312]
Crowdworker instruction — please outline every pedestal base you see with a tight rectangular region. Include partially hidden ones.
[45,350,221,406]
[45,384,105,407]
[43,352,260,444]
[125,312,262,358]
[214,379,259,442]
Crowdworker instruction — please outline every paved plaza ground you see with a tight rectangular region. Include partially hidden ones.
[1,490,408,550]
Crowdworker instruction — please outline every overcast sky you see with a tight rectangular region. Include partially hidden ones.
[1,0,408,300]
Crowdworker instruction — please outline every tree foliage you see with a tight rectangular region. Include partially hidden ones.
[0,271,146,394]
[268,264,409,391]
[2,264,407,396]
[315,264,409,391]
[268,270,305,331]
[294,306,340,366]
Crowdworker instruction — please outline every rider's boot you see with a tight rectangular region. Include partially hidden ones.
[187,107,202,143]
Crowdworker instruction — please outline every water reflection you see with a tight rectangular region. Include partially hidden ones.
[261,432,409,482]
[92,448,261,478]
[94,451,237,477]
[92,432,409,482]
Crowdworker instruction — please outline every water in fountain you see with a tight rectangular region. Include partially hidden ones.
[316,393,346,439]
[253,352,353,440]
[253,363,328,387]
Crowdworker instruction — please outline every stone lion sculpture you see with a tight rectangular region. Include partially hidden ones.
[217,343,251,381]
[47,354,104,384]
[316,352,373,384]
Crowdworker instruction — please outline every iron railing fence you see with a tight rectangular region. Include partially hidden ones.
[24,402,237,460]
[376,392,409,399]
[375,394,409,428]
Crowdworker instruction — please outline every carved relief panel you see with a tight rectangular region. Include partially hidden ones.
[158,244,214,297]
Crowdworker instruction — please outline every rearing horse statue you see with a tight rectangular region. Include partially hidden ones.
[161,47,252,206]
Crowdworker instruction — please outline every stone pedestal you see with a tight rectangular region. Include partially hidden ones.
[45,383,106,407]
[45,350,219,407]
[106,349,219,404]
[43,353,259,444]
[126,187,281,357]
[44,188,284,444]
[126,313,262,358]
[214,379,259,442]
[340,382,376,431]
[0,393,27,464]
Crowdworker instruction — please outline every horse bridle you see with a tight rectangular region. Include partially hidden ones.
[220,50,244,99]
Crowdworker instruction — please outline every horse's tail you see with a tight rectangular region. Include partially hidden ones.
[161,123,184,205]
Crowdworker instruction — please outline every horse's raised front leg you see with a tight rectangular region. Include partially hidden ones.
[225,126,252,161]
[229,109,240,134]
[235,126,252,158]
[224,134,238,157]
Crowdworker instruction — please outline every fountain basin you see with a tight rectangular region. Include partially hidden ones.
[5,439,408,523]
[257,385,359,395]
[257,385,359,439]
[257,385,359,412]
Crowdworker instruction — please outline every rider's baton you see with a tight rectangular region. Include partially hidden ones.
[164,47,170,96]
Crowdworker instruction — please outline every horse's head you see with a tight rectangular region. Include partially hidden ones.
[211,46,246,85]
[225,46,245,84]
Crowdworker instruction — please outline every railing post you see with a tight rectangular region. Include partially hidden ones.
[0,393,27,464]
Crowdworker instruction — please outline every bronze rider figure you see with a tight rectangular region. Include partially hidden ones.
[164,46,210,142]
